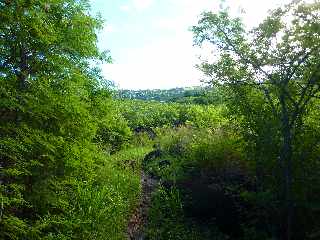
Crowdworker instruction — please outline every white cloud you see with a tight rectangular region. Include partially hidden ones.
[102,34,204,89]
[133,0,154,11]
[119,0,154,13]
[103,61,202,90]
[98,0,295,89]
[119,4,130,12]
[228,0,292,28]
[165,0,293,29]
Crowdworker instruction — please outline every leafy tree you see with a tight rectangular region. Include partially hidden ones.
[193,1,320,239]
[0,0,117,238]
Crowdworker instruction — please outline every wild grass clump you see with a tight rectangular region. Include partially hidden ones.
[147,126,248,181]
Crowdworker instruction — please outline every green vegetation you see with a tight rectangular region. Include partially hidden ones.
[116,87,204,102]
[1,0,320,240]
[116,87,224,105]
[193,1,320,239]
[0,1,141,239]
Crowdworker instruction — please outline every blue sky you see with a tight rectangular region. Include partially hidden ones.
[90,0,291,90]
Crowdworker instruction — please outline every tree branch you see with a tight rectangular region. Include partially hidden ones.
[290,64,320,126]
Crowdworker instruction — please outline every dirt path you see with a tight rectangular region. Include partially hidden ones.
[127,171,158,240]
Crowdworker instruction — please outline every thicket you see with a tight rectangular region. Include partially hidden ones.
[143,125,248,239]
[143,101,320,239]
[0,1,138,239]
[176,0,320,238]
[142,2,320,238]
[116,99,228,130]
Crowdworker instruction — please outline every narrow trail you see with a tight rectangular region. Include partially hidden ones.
[127,171,158,240]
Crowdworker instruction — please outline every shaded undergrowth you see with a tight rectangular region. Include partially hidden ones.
[142,127,265,240]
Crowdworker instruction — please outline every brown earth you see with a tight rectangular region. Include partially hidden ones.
[127,172,158,240]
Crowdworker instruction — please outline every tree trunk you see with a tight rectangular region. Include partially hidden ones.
[18,44,28,90]
[279,94,294,240]
[15,44,28,125]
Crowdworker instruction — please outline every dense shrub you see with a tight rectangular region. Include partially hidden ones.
[146,186,229,240]
[116,99,180,129]
[0,75,138,239]
[147,125,247,181]
[117,99,229,132]
[0,1,137,239]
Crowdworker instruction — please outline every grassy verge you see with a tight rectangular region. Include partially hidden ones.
[52,146,153,240]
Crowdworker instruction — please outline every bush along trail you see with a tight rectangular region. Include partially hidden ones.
[131,126,252,240]
[124,108,320,240]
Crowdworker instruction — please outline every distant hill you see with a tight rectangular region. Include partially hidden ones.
[115,87,223,105]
